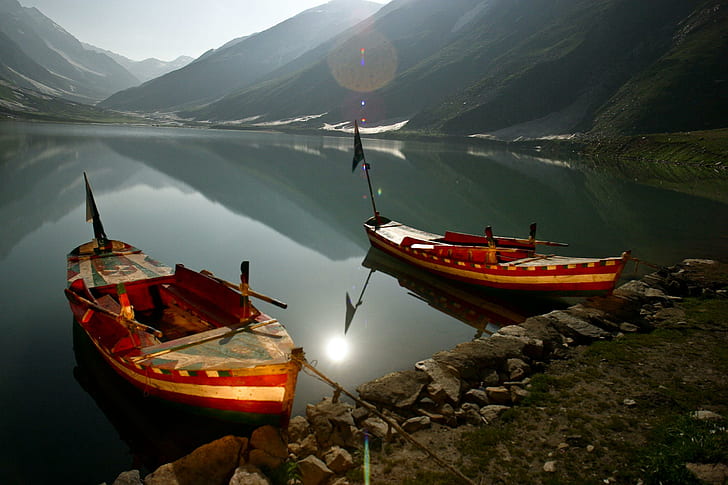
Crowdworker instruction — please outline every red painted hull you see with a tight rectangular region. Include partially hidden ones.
[66,239,301,426]
[365,219,629,294]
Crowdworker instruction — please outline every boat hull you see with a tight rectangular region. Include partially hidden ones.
[365,220,628,293]
[66,239,300,426]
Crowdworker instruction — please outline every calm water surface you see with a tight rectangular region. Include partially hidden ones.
[1,121,726,484]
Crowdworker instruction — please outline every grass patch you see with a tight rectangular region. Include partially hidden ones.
[636,413,728,485]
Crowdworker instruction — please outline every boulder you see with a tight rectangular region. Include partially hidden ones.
[297,455,334,485]
[480,405,510,423]
[323,446,355,473]
[691,410,724,421]
[415,358,462,404]
[432,335,533,382]
[457,403,484,426]
[402,416,431,433]
[250,425,288,459]
[144,435,247,485]
[306,397,359,449]
[541,310,611,342]
[356,370,429,409]
[351,406,369,424]
[112,470,142,485]
[506,358,531,381]
[517,316,563,355]
[229,464,271,485]
[360,416,393,440]
[510,386,530,404]
[287,415,311,443]
[463,388,490,406]
[485,386,511,405]
[288,433,319,458]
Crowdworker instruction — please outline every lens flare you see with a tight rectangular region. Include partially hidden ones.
[328,31,398,93]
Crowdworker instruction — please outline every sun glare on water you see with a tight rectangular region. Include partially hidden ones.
[326,336,350,362]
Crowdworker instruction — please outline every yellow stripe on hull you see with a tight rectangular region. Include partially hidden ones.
[96,341,287,403]
[371,238,618,286]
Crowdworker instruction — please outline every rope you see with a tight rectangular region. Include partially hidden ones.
[625,255,664,272]
[294,355,478,485]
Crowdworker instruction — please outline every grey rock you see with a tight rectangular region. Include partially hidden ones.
[691,410,724,421]
[306,397,358,449]
[416,358,462,404]
[229,464,271,485]
[356,370,429,409]
[402,416,432,433]
[144,435,246,485]
[485,386,511,405]
[297,455,334,485]
[542,310,611,342]
[323,446,355,473]
[510,385,530,404]
[463,388,490,406]
[432,335,534,382]
[361,416,393,440]
[287,415,311,443]
[480,405,510,423]
[112,470,142,485]
[506,358,531,381]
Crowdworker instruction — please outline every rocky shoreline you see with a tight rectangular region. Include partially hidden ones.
[107,259,727,485]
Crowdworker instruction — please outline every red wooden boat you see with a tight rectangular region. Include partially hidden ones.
[65,174,302,426]
[350,121,630,294]
[363,216,630,293]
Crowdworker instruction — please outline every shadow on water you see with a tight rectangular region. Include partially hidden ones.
[346,247,570,338]
[72,321,255,477]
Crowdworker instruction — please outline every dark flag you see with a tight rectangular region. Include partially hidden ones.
[84,172,108,245]
[351,120,365,172]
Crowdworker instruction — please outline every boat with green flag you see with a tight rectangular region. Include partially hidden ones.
[65,173,302,425]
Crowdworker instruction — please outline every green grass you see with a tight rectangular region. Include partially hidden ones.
[636,413,728,485]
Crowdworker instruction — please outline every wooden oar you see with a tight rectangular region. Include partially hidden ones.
[129,318,278,363]
[65,289,163,338]
[200,269,288,309]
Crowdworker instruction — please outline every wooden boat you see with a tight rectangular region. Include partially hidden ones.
[65,173,302,426]
[363,216,630,293]
[350,120,630,294]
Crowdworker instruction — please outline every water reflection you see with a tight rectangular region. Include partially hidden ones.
[73,322,253,478]
[352,247,564,339]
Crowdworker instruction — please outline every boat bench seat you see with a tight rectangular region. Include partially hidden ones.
[158,283,238,328]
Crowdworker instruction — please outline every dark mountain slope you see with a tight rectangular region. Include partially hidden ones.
[591,0,728,135]
[190,0,485,122]
[191,0,723,138]
[410,0,701,136]
[99,0,381,112]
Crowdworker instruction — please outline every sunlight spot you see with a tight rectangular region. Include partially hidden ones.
[326,336,350,362]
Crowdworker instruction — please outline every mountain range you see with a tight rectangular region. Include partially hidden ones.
[2,0,727,138]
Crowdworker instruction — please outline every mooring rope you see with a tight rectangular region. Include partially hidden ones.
[294,355,478,485]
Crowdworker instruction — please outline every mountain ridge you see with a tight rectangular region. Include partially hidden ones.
[99,0,383,112]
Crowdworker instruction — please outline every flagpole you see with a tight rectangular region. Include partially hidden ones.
[352,120,380,228]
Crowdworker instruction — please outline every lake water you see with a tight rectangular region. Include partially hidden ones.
[1,121,726,484]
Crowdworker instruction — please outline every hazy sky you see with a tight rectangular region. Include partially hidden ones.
[20,0,390,61]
